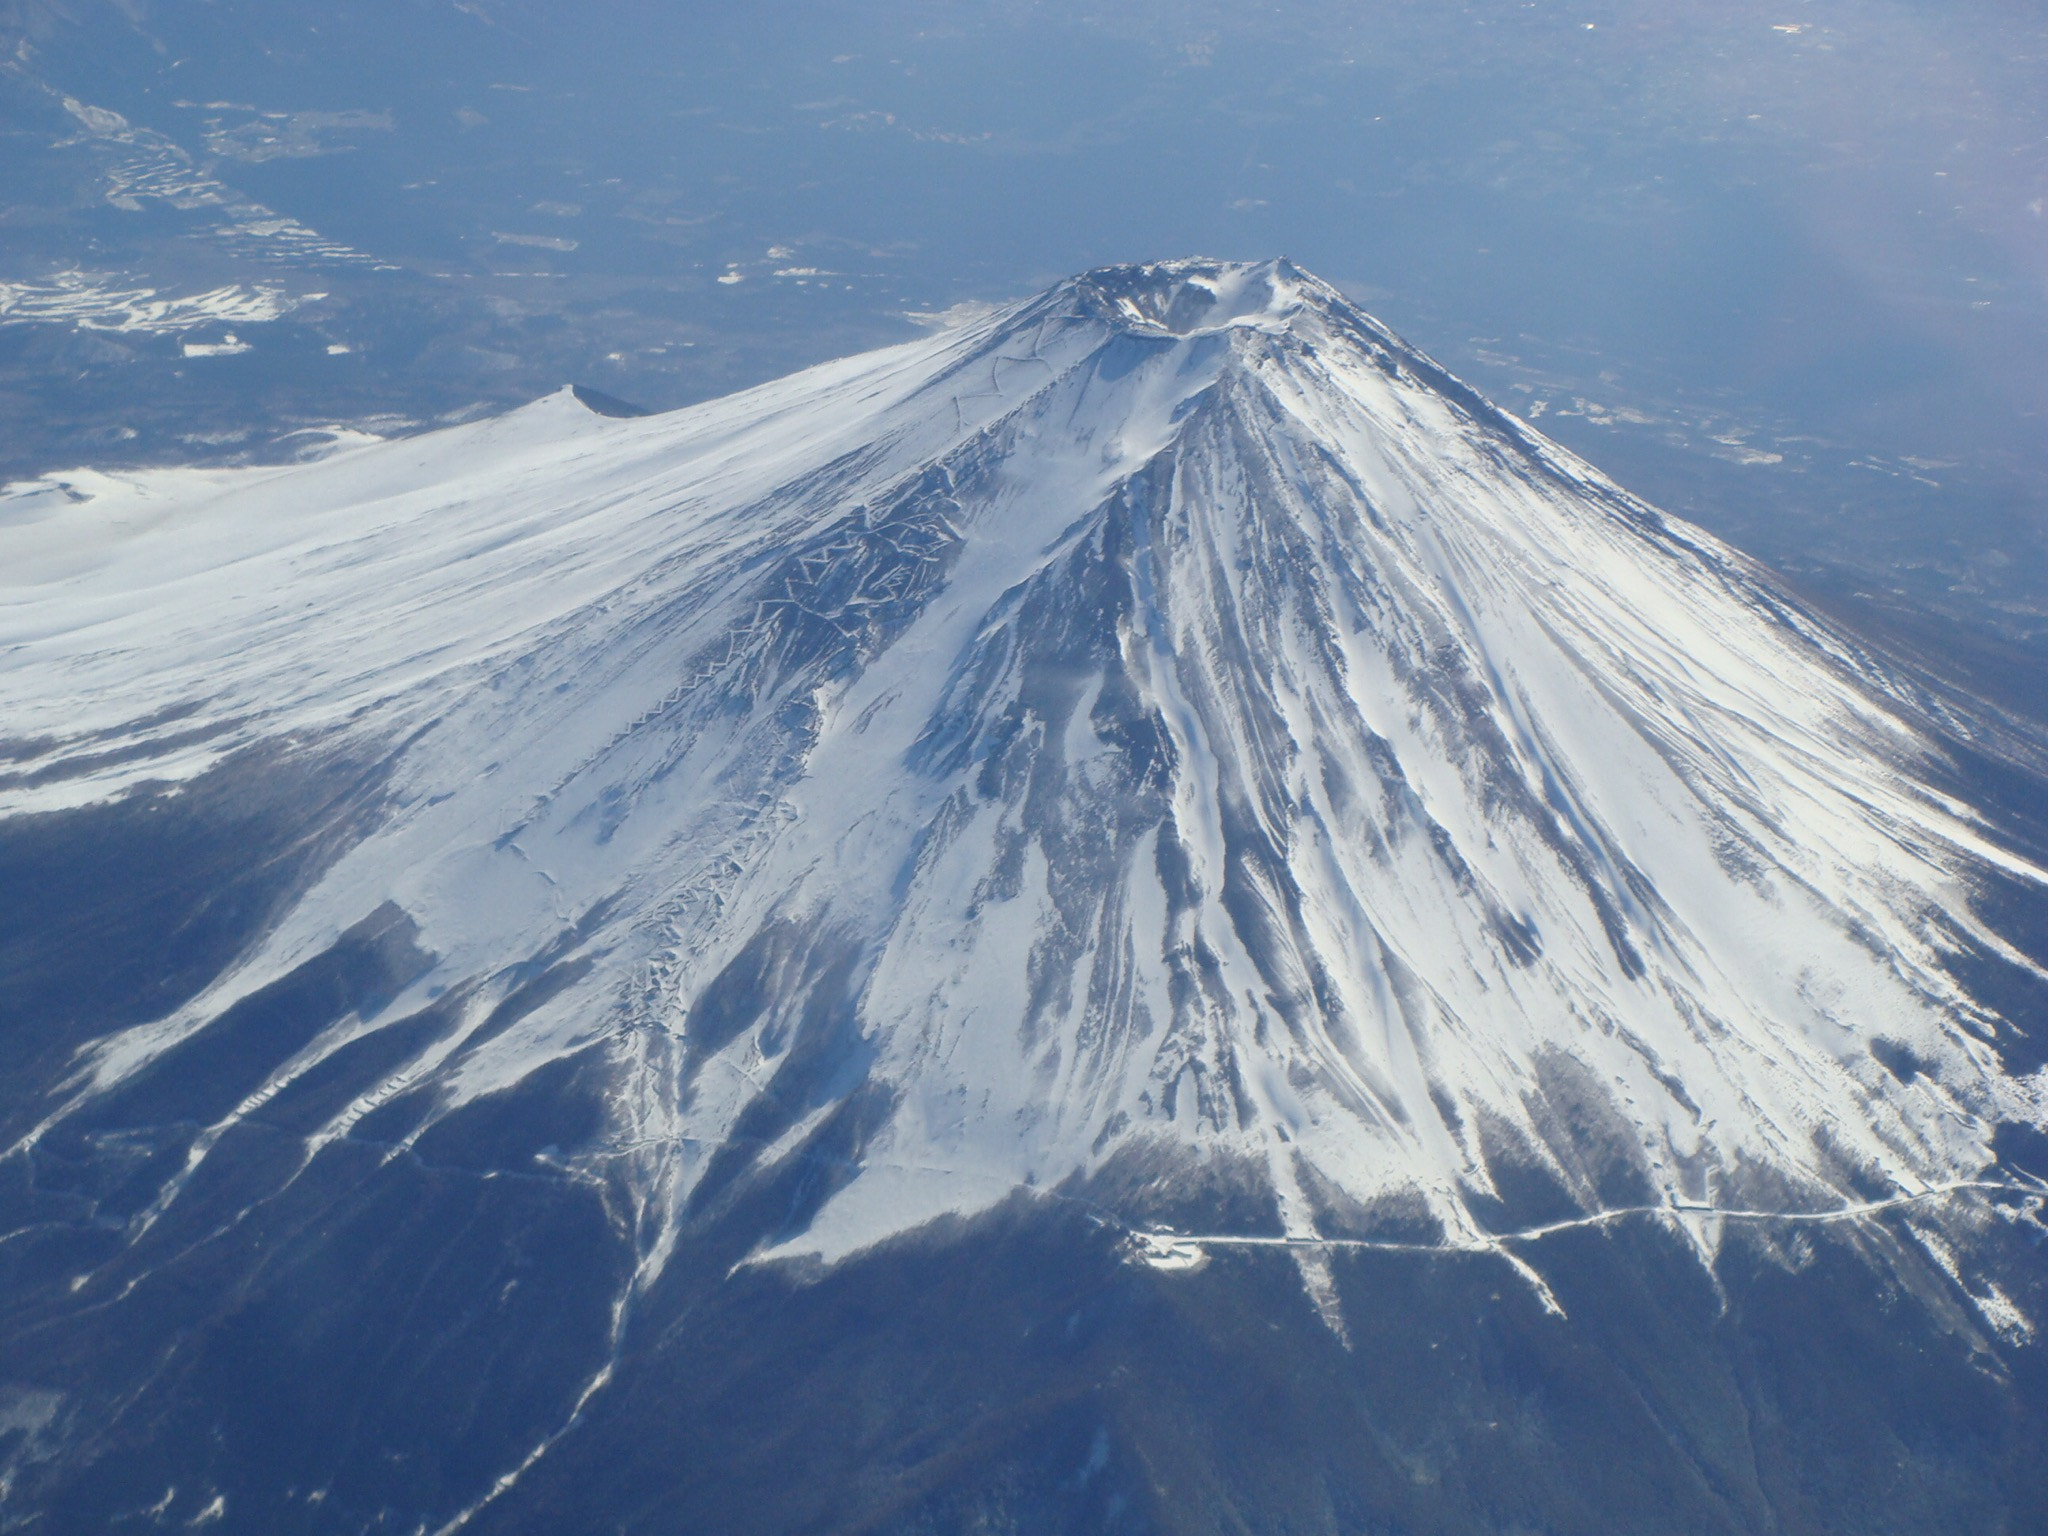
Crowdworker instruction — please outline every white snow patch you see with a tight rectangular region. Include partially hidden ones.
[0,272,301,333]
[3,258,2042,1304]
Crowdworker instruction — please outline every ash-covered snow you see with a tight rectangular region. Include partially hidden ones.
[3,258,2043,1297]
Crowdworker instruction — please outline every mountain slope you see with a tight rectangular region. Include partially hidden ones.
[2,259,2047,1533]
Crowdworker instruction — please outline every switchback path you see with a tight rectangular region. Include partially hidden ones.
[1128,1176,2047,1265]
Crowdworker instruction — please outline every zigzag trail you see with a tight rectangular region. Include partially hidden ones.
[1130,1176,2048,1260]
[4,257,2046,1336]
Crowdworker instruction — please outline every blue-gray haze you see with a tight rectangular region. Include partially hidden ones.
[2,0,2043,680]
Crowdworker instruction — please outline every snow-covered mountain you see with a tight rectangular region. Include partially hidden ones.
[5,256,2046,1277]
[5,259,2048,1534]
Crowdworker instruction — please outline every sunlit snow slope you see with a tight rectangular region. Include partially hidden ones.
[4,259,2044,1291]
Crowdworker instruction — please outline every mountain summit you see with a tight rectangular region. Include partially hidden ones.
[4,260,2047,1533]
[6,255,2045,1266]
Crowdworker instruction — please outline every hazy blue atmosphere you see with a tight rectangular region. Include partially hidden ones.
[8,10,2048,1534]
[4,0,2044,677]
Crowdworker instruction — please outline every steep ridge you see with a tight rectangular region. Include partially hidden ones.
[3,256,2045,1332]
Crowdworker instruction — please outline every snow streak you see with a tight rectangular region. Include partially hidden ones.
[4,259,2043,1307]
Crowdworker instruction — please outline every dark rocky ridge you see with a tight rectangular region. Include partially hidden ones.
[1,261,2046,1532]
